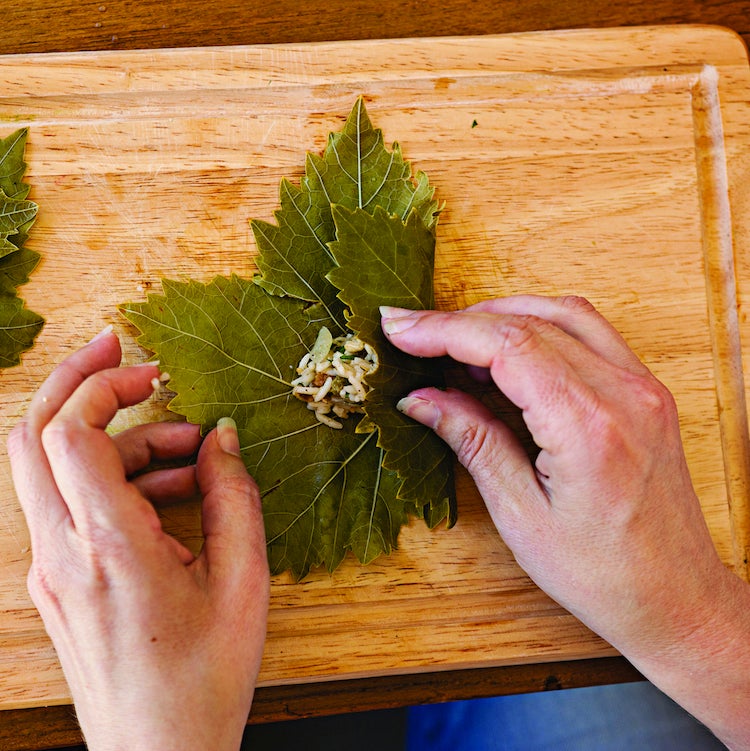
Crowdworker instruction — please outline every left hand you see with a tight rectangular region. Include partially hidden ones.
[7,328,270,751]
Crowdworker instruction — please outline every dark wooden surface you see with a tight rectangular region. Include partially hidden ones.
[1,2,747,749]
[3,658,644,750]
[1,0,749,55]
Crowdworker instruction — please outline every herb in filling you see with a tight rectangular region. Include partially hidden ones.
[291,326,378,429]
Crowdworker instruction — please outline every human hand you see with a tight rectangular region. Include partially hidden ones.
[7,328,269,751]
[382,296,750,746]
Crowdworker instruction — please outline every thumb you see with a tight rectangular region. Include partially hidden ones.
[398,388,544,519]
[195,418,269,587]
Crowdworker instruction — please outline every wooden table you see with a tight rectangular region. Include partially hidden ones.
[1,4,749,750]
[3,0,749,55]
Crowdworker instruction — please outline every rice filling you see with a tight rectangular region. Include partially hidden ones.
[291,326,378,429]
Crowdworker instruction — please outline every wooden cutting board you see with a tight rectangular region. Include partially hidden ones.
[1,25,749,710]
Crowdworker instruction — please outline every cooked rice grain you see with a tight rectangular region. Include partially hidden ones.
[292,328,378,428]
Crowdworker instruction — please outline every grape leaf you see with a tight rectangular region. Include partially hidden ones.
[0,127,43,369]
[0,194,38,258]
[120,275,408,578]
[249,98,452,519]
[302,96,439,228]
[120,99,455,579]
[0,127,32,198]
[250,178,347,331]
[0,246,39,295]
[328,205,455,525]
[0,296,43,369]
[250,97,439,314]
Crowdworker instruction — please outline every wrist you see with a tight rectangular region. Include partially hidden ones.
[76,684,253,751]
[619,564,750,749]
[83,718,247,751]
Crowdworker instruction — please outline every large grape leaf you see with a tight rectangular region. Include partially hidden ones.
[250,97,439,317]
[328,205,455,526]
[120,276,408,578]
[0,127,43,369]
[303,96,439,229]
[121,99,455,579]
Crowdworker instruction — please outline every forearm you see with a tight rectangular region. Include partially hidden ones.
[618,565,750,750]
[381,300,750,748]
[9,334,269,751]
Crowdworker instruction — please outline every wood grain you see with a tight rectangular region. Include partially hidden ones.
[0,658,644,750]
[1,0,749,55]
[0,22,749,749]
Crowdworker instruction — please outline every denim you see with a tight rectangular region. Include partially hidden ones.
[406,681,727,750]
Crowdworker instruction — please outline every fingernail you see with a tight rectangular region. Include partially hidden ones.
[87,324,114,344]
[396,395,441,429]
[380,305,414,318]
[217,416,241,457]
[380,306,418,336]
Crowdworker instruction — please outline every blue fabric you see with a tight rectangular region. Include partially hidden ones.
[406,681,727,750]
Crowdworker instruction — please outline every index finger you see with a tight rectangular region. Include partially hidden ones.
[8,329,124,547]
[26,327,123,430]
[464,295,648,375]
[41,362,161,535]
[381,307,603,455]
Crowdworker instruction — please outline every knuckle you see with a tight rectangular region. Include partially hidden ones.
[27,560,65,611]
[29,548,109,612]
[221,470,260,501]
[633,374,677,425]
[586,402,624,452]
[586,375,677,455]
[455,422,493,472]
[557,294,596,315]
[224,472,258,495]
[40,415,82,454]
[494,315,544,354]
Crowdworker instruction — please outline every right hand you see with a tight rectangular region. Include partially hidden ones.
[382,295,750,749]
